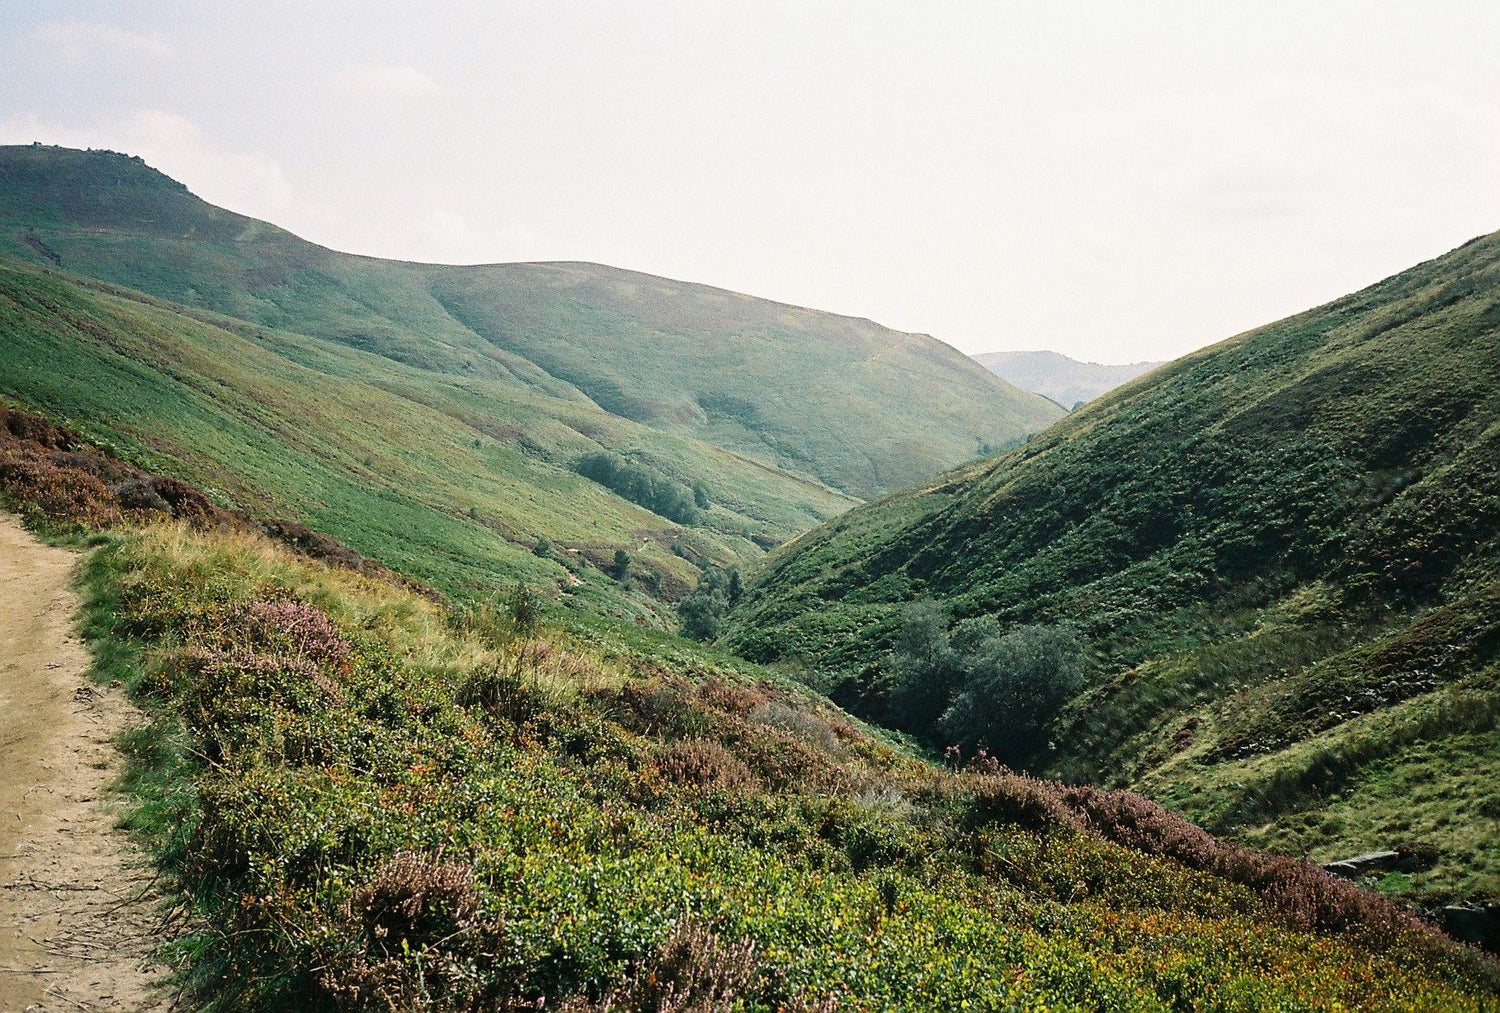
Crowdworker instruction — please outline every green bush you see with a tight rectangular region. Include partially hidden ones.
[887,602,1086,765]
[678,588,726,642]
[574,451,700,525]
[940,622,1086,763]
[886,600,960,732]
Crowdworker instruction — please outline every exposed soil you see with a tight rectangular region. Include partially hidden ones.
[0,514,171,1011]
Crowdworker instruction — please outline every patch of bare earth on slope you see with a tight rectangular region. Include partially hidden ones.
[0,513,170,1011]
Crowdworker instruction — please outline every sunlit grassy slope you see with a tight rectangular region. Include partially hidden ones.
[0,255,859,619]
[727,230,1500,907]
[0,144,1061,501]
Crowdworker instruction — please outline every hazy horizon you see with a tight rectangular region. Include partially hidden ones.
[4,2,1498,364]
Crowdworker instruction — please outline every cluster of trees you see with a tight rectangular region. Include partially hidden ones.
[677,567,743,641]
[888,601,1086,766]
[573,452,707,526]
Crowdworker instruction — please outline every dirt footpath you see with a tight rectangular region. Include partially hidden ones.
[0,515,170,1011]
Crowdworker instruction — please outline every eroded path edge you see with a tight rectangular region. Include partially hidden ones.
[0,514,169,1012]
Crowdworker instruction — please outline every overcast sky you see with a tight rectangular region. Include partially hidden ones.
[4,2,1499,362]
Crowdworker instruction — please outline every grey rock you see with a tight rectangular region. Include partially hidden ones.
[1321,850,1405,879]
[1436,904,1499,953]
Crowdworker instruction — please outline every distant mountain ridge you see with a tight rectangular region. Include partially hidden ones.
[973,349,1164,408]
[0,144,1062,501]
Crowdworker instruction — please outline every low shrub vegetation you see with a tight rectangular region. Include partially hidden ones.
[71,523,1497,1009]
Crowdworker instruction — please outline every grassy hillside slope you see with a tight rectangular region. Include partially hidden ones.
[0,256,861,620]
[0,144,1061,500]
[4,334,1493,1009]
[727,232,1500,909]
[974,349,1164,409]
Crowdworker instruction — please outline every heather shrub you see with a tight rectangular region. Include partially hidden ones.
[966,769,1086,833]
[1062,784,1220,862]
[55,449,134,483]
[1216,849,1423,936]
[0,403,77,448]
[351,851,481,944]
[111,476,172,513]
[257,518,368,571]
[748,700,842,754]
[655,739,755,792]
[322,852,512,1011]
[0,406,391,595]
[0,404,239,533]
[139,474,222,524]
[0,450,123,528]
[1061,785,1428,936]
[232,598,353,668]
[733,725,848,793]
[169,647,331,759]
[696,676,767,716]
[322,958,430,1012]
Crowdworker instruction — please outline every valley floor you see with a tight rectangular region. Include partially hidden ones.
[0,513,167,1011]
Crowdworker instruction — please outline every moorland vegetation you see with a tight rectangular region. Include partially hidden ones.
[0,407,1494,1009]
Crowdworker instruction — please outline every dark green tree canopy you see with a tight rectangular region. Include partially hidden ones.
[888,602,1086,766]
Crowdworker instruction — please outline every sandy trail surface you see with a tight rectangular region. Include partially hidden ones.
[0,515,171,1011]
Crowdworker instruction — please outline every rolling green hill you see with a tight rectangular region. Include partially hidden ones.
[727,231,1500,910]
[0,143,1058,625]
[0,144,1061,501]
[0,254,853,620]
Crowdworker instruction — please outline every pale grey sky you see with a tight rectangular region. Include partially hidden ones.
[4,1,1498,362]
